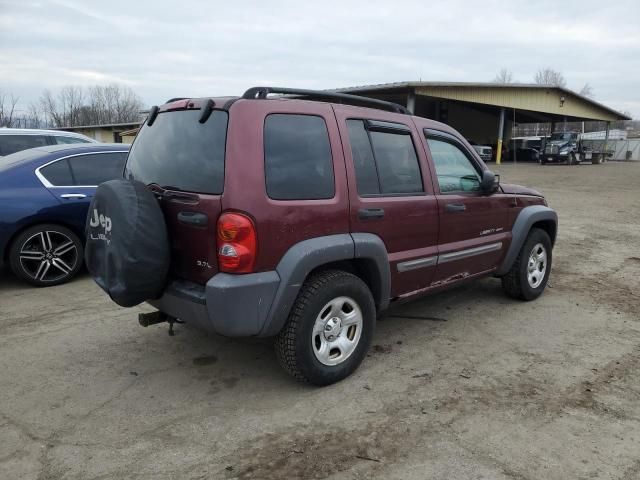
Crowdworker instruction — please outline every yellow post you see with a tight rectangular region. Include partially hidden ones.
[496,107,505,165]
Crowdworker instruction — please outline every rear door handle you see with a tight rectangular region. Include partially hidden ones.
[358,208,385,220]
[445,203,466,212]
[60,193,87,199]
[178,211,208,226]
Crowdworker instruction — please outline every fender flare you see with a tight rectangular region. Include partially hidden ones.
[496,205,558,276]
[259,233,390,336]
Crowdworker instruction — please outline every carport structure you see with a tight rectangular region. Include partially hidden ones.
[336,82,630,163]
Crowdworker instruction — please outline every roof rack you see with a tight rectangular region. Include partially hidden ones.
[242,87,410,115]
[165,97,189,103]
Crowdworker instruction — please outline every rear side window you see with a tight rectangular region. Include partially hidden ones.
[0,135,49,156]
[125,110,228,194]
[264,114,334,200]
[54,136,90,145]
[346,120,423,195]
[68,153,127,185]
[39,159,73,186]
[39,153,127,186]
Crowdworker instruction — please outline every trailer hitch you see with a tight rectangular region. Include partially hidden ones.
[138,311,185,336]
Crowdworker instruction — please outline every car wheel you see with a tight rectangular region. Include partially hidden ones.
[9,224,83,287]
[275,270,375,386]
[501,228,552,301]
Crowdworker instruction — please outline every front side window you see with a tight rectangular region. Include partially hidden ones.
[264,114,334,200]
[68,152,127,185]
[426,137,481,193]
[346,120,423,196]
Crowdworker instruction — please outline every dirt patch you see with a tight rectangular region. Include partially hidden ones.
[224,421,415,480]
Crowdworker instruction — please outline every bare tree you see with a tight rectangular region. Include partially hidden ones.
[493,68,514,84]
[39,83,144,127]
[0,90,20,127]
[579,83,594,98]
[534,68,567,88]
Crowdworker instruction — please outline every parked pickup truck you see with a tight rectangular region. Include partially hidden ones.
[86,87,558,386]
[468,140,493,162]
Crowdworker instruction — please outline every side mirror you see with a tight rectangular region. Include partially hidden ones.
[481,170,499,194]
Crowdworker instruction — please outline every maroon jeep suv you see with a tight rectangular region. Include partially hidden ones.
[86,87,557,386]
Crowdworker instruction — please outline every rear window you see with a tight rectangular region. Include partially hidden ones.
[54,136,91,145]
[0,134,49,156]
[125,109,228,194]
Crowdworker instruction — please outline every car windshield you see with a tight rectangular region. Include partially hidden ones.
[550,133,574,141]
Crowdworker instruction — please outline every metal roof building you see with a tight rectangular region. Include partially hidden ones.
[335,82,630,163]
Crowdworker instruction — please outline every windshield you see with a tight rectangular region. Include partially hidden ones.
[125,109,228,194]
[550,133,575,141]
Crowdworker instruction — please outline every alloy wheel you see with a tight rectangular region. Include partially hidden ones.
[19,230,79,283]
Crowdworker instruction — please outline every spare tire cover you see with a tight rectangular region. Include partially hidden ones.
[85,179,170,307]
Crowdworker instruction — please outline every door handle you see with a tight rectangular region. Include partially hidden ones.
[358,208,385,220]
[177,211,208,226]
[60,193,87,199]
[445,203,466,212]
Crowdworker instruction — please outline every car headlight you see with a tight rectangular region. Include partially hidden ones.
[559,148,569,155]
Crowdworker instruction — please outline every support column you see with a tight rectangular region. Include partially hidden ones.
[496,107,505,165]
[603,121,610,162]
[406,91,416,114]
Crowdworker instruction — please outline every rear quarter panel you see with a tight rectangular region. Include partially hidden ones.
[223,99,350,272]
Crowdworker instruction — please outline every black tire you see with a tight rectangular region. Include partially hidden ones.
[540,158,547,165]
[9,224,83,287]
[275,270,376,386]
[501,228,552,301]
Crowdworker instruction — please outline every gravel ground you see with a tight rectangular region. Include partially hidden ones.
[1,161,639,480]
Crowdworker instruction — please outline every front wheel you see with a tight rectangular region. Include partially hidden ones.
[275,270,376,385]
[9,224,83,287]
[501,228,552,301]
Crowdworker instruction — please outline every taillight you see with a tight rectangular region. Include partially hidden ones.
[216,212,257,273]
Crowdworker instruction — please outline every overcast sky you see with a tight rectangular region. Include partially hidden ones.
[1,0,639,118]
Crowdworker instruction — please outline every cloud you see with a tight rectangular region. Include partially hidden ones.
[0,0,638,117]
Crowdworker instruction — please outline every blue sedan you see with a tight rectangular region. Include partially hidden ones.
[0,143,130,286]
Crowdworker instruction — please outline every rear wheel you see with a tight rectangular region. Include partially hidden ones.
[501,228,552,301]
[9,224,83,287]
[275,270,375,385]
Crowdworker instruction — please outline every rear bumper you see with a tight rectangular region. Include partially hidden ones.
[148,271,280,337]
